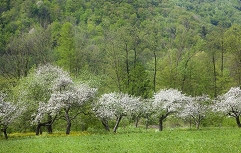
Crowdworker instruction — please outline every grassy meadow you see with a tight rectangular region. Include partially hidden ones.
[0,127,241,153]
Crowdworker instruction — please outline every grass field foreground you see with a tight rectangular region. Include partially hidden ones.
[0,127,241,153]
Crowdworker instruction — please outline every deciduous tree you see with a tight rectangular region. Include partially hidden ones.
[14,64,71,134]
[152,88,188,131]
[0,93,24,139]
[47,83,97,134]
[179,95,210,129]
[213,87,241,128]
[94,92,141,133]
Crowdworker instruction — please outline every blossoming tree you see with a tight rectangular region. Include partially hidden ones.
[49,83,97,134]
[153,88,188,131]
[16,64,97,135]
[14,64,82,135]
[137,99,154,130]
[94,92,141,133]
[0,93,24,139]
[32,71,97,135]
[179,95,210,129]
[213,87,241,127]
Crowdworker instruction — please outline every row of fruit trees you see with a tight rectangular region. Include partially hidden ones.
[1,64,241,139]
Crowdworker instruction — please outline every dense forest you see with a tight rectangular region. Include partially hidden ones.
[1,0,241,135]
[2,0,241,97]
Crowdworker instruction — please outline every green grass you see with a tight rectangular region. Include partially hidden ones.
[1,127,241,153]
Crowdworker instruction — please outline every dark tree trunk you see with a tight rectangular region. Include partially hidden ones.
[135,116,139,128]
[196,115,203,130]
[66,122,71,135]
[3,129,8,139]
[36,120,53,135]
[159,118,163,131]
[65,109,71,135]
[235,116,241,128]
[113,115,122,133]
[145,115,149,130]
[46,124,52,134]
[101,119,110,131]
[36,123,42,135]
[221,40,224,77]
[212,54,217,98]
[1,128,8,139]
[125,43,130,88]
[159,113,169,131]
[189,116,192,129]
[153,50,157,92]
[47,115,53,134]
[181,56,192,92]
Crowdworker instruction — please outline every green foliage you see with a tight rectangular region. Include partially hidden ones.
[1,0,241,96]
[127,63,152,98]
[55,22,75,72]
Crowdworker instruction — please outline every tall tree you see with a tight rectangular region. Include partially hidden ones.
[224,24,241,86]
[104,30,125,92]
[56,22,76,74]
[1,27,52,80]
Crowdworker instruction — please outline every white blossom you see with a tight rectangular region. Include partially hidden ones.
[153,88,187,115]
[0,93,24,129]
[213,87,241,117]
[179,95,210,128]
[94,92,141,120]
[32,83,97,124]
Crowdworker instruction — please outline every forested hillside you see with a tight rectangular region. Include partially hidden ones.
[1,0,241,97]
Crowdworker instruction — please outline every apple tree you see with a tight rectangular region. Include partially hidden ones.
[48,83,97,134]
[179,95,210,129]
[14,64,73,134]
[94,92,141,133]
[153,88,188,131]
[0,93,24,139]
[213,87,241,127]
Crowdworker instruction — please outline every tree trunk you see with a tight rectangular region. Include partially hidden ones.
[1,128,8,139]
[145,115,149,130]
[159,114,168,131]
[189,116,192,129]
[47,115,53,134]
[212,54,217,98]
[135,116,139,128]
[125,43,130,89]
[159,117,163,131]
[196,120,200,130]
[113,115,122,133]
[46,124,52,134]
[196,115,203,130]
[36,120,52,135]
[235,116,241,128]
[36,124,41,135]
[101,119,110,131]
[221,40,224,77]
[65,110,72,134]
[153,50,157,92]
[66,122,71,135]
[181,56,192,92]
